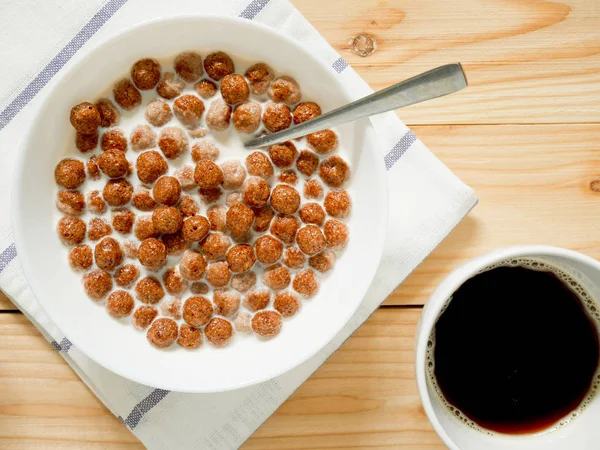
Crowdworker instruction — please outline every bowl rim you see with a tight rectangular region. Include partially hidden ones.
[12,14,389,392]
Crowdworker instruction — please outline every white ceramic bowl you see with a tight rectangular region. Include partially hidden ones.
[12,16,388,393]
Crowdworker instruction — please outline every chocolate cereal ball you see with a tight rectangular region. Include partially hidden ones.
[178,195,199,217]
[324,219,349,250]
[180,250,207,281]
[226,192,243,207]
[226,244,256,273]
[244,289,270,312]
[76,131,98,153]
[133,306,158,330]
[147,318,178,349]
[145,99,172,127]
[200,232,231,260]
[174,165,196,191]
[299,202,325,226]
[296,225,326,255]
[55,158,85,189]
[234,312,252,334]
[205,98,232,132]
[68,245,93,271]
[191,141,219,162]
[174,51,203,82]
[94,237,123,271]
[57,190,85,216]
[213,289,241,317]
[231,102,261,134]
[252,311,282,337]
[205,317,233,347]
[255,235,283,265]
[205,261,231,287]
[88,217,112,241]
[131,58,161,90]
[307,129,338,154]
[138,238,167,270]
[221,74,249,104]
[263,264,291,291]
[252,205,275,232]
[82,269,112,300]
[124,239,140,259]
[282,246,306,269]
[293,269,319,298]
[204,51,234,81]
[101,128,127,152]
[226,203,254,237]
[134,216,157,240]
[182,216,210,242]
[113,78,142,110]
[242,177,270,208]
[98,149,129,178]
[269,142,297,169]
[319,155,350,188]
[106,290,134,318]
[153,176,181,206]
[159,126,189,159]
[245,152,273,179]
[160,297,182,320]
[263,103,292,133]
[135,276,165,304]
[270,214,300,244]
[87,190,107,214]
[57,216,86,245]
[221,160,246,190]
[293,102,321,125]
[270,185,301,214]
[173,94,205,127]
[194,159,223,189]
[70,102,100,134]
[207,205,226,232]
[296,150,319,177]
[162,232,188,255]
[156,72,185,100]
[194,79,217,99]
[112,209,135,234]
[245,63,275,95]
[103,178,133,207]
[130,124,156,151]
[190,282,209,295]
[115,264,140,288]
[309,249,336,273]
[95,98,119,127]
[274,291,300,317]
[178,324,202,349]
[268,76,301,105]
[86,155,101,180]
[199,187,222,206]
[231,272,256,293]
[132,187,157,211]
[304,179,324,199]
[163,267,188,296]
[324,190,351,218]
[183,296,213,327]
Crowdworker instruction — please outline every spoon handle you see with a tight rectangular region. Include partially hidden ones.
[244,63,468,149]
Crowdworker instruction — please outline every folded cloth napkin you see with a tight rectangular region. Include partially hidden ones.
[0,0,477,448]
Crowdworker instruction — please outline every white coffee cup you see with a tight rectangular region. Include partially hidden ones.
[416,246,600,450]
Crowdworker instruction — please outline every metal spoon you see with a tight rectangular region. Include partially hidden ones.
[244,63,467,149]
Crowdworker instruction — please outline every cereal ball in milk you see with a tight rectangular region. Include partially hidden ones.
[156,72,185,100]
[174,52,204,83]
[207,205,227,232]
[56,190,85,216]
[213,289,241,317]
[106,291,134,318]
[204,51,234,81]
[299,203,325,226]
[122,239,139,259]
[133,306,158,330]
[304,179,324,199]
[262,103,292,133]
[268,76,301,105]
[87,190,107,214]
[191,141,220,162]
[132,187,158,211]
[252,205,275,232]
[94,237,123,271]
[194,79,218,99]
[153,176,181,206]
[130,124,157,151]
[138,238,167,271]
[200,232,231,260]
[82,269,112,300]
[226,203,254,238]
[296,150,319,177]
[231,272,256,293]
[135,276,165,304]
[115,264,140,288]
[161,232,188,255]
[76,131,98,153]
[293,269,319,298]
[245,63,275,95]
[180,250,207,281]
[324,190,351,218]
[232,102,261,134]
[255,235,283,265]
[70,102,100,134]
[307,129,338,154]
[101,128,127,152]
[221,160,246,190]
[269,142,297,169]
[103,178,133,207]
[282,246,306,269]
[199,187,223,205]
[252,311,282,337]
[226,244,256,273]
[293,102,321,125]
[319,155,350,188]
[95,98,119,127]
[160,297,183,320]
[226,192,243,207]
[182,216,210,242]
[205,317,234,347]
[173,94,205,127]
[134,216,157,240]
[57,216,86,245]
[174,165,196,191]
[205,261,231,288]
[190,282,209,295]
[178,324,202,349]
[205,98,232,132]
[270,185,301,215]
[131,58,161,90]
[158,126,188,159]
[178,195,200,218]
[145,99,172,127]
[112,210,135,234]
[163,267,188,296]
[274,291,300,317]
[296,225,326,255]
[55,159,85,189]
[113,78,142,110]
[244,289,270,312]
[324,219,349,250]
[245,152,273,179]
[220,74,249,104]
[234,312,253,334]
[68,245,93,271]
[262,264,291,291]
[194,160,223,189]
[242,177,270,208]
[147,318,178,349]
[183,296,213,327]
[86,155,101,180]
[309,249,336,273]
[87,217,112,241]
[98,149,129,178]
[270,214,300,244]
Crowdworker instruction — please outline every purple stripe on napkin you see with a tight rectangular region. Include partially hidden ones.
[384,131,417,170]
[119,389,170,429]
[239,0,271,19]
[0,243,17,273]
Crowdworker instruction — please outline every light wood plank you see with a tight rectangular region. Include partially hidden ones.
[0,291,15,310]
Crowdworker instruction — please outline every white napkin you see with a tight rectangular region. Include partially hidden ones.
[0,0,477,448]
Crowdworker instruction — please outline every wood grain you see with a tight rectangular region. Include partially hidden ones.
[0,309,443,450]
[0,291,12,310]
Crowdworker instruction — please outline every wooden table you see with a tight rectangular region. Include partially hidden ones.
[1,0,599,448]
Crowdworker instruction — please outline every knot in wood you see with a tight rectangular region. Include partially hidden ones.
[352,33,376,57]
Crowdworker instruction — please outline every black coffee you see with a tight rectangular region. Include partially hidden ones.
[431,263,600,434]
